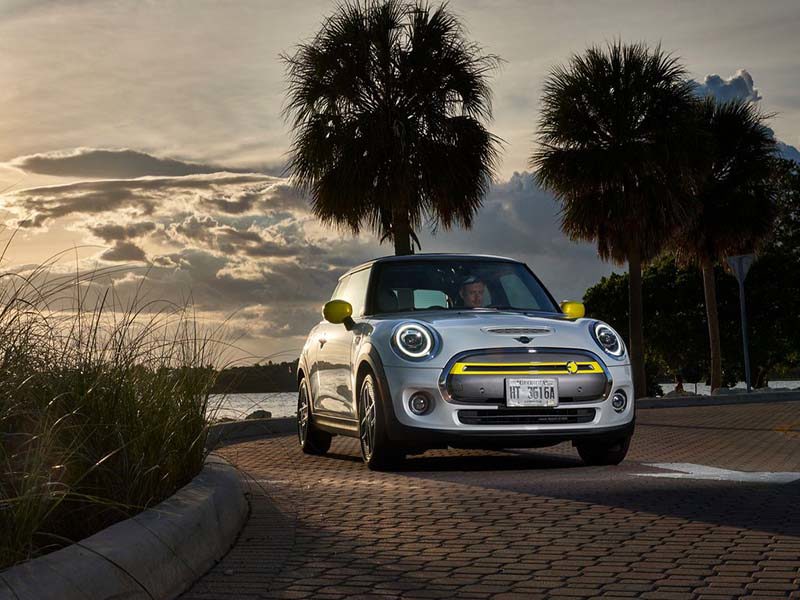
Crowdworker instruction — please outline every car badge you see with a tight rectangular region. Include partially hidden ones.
[566,361,579,374]
[514,336,532,344]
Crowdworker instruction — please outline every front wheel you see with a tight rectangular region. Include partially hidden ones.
[297,378,332,455]
[576,434,631,466]
[358,373,404,471]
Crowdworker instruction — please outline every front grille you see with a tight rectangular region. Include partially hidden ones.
[445,350,609,405]
[458,408,596,425]
[455,362,601,374]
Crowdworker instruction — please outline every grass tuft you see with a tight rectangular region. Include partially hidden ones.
[0,247,225,570]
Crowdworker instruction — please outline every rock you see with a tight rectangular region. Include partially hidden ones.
[245,410,272,420]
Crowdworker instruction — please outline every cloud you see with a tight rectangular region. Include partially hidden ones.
[171,215,219,245]
[100,241,147,262]
[776,140,800,163]
[7,147,279,179]
[692,69,761,103]
[691,70,799,164]
[199,190,260,214]
[88,220,157,242]
[100,246,348,315]
[199,183,306,214]
[2,157,619,359]
[166,214,319,259]
[762,126,800,163]
[80,172,611,346]
[416,172,614,299]
[16,184,147,228]
[229,304,324,338]
[4,172,298,228]
[7,167,612,304]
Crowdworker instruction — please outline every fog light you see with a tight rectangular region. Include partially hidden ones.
[611,389,627,412]
[409,392,432,415]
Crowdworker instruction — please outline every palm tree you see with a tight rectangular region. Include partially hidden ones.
[282,0,501,255]
[531,41,697,398]
[673,97,777,392]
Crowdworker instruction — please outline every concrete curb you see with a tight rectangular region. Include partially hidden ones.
[206,417,296,449]
[638,389,800,409]
[0,454,247,600]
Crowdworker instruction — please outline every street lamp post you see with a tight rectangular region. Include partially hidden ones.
[726,254,755,392]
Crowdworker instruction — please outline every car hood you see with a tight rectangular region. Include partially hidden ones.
[368,310,625,369]
[410,309,568,325]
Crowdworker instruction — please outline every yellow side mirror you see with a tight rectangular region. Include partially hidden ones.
[560,301,585,320]
[323,299,353,325]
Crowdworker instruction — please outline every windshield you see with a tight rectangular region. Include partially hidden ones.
[369,259,560,315]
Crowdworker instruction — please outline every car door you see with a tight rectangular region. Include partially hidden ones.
[313,267,371,421]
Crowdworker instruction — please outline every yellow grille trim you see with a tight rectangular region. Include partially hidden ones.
[450,361,603,376]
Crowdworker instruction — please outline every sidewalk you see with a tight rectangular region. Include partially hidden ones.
[183,399,800,599]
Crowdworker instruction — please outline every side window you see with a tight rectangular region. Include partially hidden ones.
[340,268,371,316]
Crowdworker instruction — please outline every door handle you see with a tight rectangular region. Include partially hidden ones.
[319,338,327,347]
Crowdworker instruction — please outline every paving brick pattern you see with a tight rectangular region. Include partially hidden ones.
[183,401,800,599]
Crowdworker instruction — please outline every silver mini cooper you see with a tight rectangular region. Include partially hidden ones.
[297,254,634,470]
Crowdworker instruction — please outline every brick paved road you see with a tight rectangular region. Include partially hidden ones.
[184,402,800,599]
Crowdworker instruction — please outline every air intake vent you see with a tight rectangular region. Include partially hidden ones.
[482,327,552,336]
[458,408,596,425]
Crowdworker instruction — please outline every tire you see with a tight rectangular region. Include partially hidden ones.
[576,434,631,466]
[297,377,332,455]
[358,372,404,471]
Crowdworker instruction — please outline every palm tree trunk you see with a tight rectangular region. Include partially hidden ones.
[701,257,722,392]
[392,204,413,256]
[628,247,646,399]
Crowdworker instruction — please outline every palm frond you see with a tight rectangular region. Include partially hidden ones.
[282,0,501,249]
[532,40,697,264]
[673,97,778,265]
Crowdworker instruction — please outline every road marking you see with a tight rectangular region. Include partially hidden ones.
[634,463,800,484]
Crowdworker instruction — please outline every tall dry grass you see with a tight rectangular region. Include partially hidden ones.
[0,249,225,569]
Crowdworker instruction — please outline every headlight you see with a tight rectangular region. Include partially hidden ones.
[393,323,436,360]
[592,322,625,358]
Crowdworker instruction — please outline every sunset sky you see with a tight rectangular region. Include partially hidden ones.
[1,0,798,362]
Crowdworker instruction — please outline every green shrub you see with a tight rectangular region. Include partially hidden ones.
[0,256,223,569]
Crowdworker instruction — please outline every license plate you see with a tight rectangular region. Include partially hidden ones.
[505,378,559,407]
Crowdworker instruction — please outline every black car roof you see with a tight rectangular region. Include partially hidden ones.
[340,253,521,279]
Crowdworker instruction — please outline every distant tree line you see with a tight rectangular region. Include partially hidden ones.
[211,360,299,393]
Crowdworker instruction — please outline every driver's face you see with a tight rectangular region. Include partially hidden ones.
[460,282,485,308]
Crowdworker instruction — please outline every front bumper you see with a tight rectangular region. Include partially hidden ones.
[384,419,635,449]
[379,352,634,449]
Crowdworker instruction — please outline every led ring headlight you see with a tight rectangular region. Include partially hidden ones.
[593,322,625,358]
[394,323,434,359]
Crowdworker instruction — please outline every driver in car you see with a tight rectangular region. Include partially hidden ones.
[459,275,486,308]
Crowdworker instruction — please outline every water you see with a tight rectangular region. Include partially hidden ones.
[208,392,297,421]
[658,381,800,396]
[211,381,800,421]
